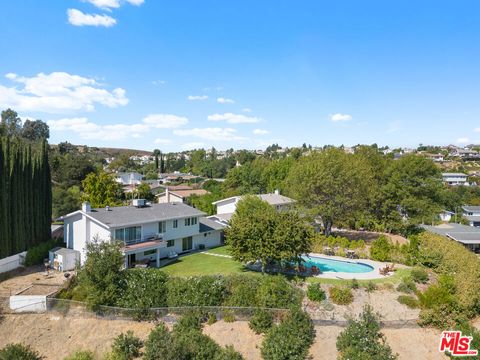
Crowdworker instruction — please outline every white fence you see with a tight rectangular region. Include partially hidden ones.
[0,251,27,274]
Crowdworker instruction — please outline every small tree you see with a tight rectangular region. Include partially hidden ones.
[77,238,124,309]
[336,305,397,360]
[226,196,312,273]
[111,331,143,360]
[0,343,43,360]
[81,170,123,208]
[369,235,392,262]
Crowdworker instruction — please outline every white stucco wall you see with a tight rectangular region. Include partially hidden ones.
[0,251,27,274]
[10,295,47,313]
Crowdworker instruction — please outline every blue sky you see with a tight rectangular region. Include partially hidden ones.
[1,1,480,151]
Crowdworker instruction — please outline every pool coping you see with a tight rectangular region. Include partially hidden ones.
[307,253,394,280]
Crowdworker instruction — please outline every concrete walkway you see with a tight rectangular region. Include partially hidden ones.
[307,253,395,280]
[200,251,233,259]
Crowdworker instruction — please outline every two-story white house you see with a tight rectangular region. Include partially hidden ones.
[442,173,469,186]
[62,199,224,268]
[463,206,480,227]
[209,190,296,225]
[114,172,144,186]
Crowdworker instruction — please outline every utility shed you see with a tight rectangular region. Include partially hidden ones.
[49,247,80,271]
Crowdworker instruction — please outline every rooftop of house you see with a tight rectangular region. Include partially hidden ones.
[199,217,226,232]
[212,192,296,207]
[463,206,480,213]
[72,202,206,228]
[156,189,209,199]
[422,223,480,244]
[442,173,468,177]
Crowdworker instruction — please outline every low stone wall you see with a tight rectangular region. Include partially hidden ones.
[0,251,27,274]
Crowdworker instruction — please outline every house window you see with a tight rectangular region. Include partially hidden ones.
[184,217,197,226]
[167,240,175,247]
[115,226,141,243]
[192,217,197,225]
[173,220,178,228]
[158,221,166,233]
[185,218,191,226]
[144,249,156,256]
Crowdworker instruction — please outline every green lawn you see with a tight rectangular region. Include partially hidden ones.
[161,251,252,277]
[161,245,411,285]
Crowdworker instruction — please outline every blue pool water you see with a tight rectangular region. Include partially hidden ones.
[301,256,374,273]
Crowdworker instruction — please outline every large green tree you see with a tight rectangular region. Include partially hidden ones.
[82,170,123,207]
[226,196,312,273]
[286,148,372,236]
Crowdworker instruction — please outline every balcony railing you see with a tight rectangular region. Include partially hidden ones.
[124,233,164,246]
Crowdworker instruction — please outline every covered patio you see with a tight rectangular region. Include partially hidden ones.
[122,239,167,268]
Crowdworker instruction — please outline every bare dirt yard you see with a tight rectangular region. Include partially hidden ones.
[0,314,447,360]
[0,265,66,297]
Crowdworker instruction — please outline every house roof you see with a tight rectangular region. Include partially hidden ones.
[70,203,205,228]
[199,218,226,232]
[442,173,468,177]
[463,206,480,213]
[212,193,296,207]
[156,189,209,199]
[422,223,480,244]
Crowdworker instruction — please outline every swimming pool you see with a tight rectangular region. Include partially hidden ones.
[301,255,374,273]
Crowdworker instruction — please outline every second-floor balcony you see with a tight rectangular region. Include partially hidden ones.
[123,232,165,246]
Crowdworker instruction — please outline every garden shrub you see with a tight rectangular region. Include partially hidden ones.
[117,269,168,319]
[174,310,205,332]
[25,238,63,266]
[143,323,177,360]
[207,312,217,325]
[336,305,397,360]
[166,275,227,307]
[365,281,377,293]
[63,350,95,360]
[111,330,143,360]
[216,345,244,360]
[369,235,392,262]
[256,276,302,309]
[223,309,235,323]
[306,283,326,302]
[410,267,429,284]
[329,286,354,305]
[223,274,261,307]
[261,309,315,360]
[349,278,359,289]
[396,277,416,294]
[417,232,480,314]
[397,295,419,309]
[0,343,43,360]
[249,309,274,334]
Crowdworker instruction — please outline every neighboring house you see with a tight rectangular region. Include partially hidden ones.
[426,153,444,162]
[422,223,480,253]
[439,210,454,222]
[209,190,296,225]
[62,200,224,267]
[115,172,144,186]
[442,173,469,186]
[462,206,480,227]
[157,188,209,204]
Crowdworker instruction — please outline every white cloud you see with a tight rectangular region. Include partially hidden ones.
[67,9,117,27]
[330,113,352,122]
[142,114,188,128]
[253,129,269,135]
[474,127,480,133]
[457,137,470,144]
[152,80,166,86]
[242,107,252,113]
[181,142,205,150]
[48,117,149,140]
[154,138,173,145]
[187,95,208,101]
[0,72,128,113]
[207,113,260,124]
[174,127,245,141]
[217,97,235,104]
[83,0,144,10]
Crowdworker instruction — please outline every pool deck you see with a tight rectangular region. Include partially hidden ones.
[308,253,394,280]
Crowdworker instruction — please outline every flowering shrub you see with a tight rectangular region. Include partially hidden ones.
[328,286,353,305]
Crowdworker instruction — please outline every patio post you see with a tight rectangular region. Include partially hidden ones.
[156,248,160,267]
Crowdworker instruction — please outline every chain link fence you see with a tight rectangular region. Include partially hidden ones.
[0,296,419,328]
